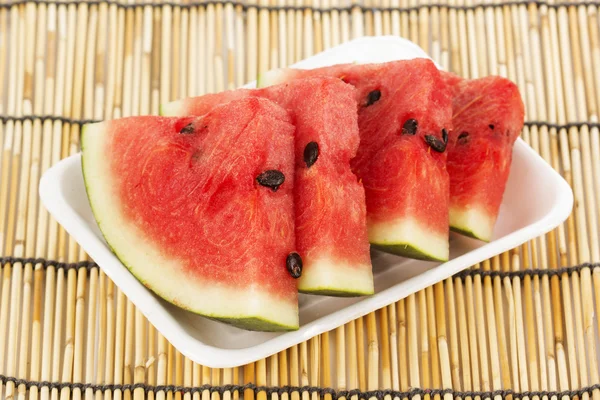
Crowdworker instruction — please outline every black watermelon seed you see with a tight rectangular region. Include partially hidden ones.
[489,124,495,130]
[401,119,418,135]
[256,170,285,191]
[424,135,447,153]
[365,90,382,106]
[304,141,319,168]
[458,132,469,144]
[286,252,303,279]
[442,128,448,144]
[179,123,195,134]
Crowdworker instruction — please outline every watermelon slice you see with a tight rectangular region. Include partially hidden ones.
[161,77,374,296]
[82,97,300,331]
[258,59,453,262]
[442,72,525,241]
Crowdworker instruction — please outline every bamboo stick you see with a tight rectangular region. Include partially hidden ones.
[174,350,183,400]
[167,344,175,400]
[364,0,373,36]
[417,290,430,400]
[367,311,379,395]
[379,307,391,400]
[300,340,309,400]
[310,336,320,400]
[565,1,600,395]
[270,353,280,400]
[290,343,300,400]
[193,362,202,400]
[258,0,270,73]
[247,0,259,81]
[0,6,22,397]
[38,10,61,398]
[351,0,363,38]
[408,0,417,43]
[171,0,181,100]
[356,316,366,392]
[215,0,226,92]
[179,0,189,99]
[279,350,289,400]
[5,8,31,400]
[434,282,453,400]
[322,332,332,400]
[397,299,408,394]
[491,257,511,392]
[294,0,302,62]
[391,0,400,36]
[339,0,349,44]
[244,362,256,400]
[388,304,399,399]
[346,320,359,400]
[444,278,461,391]
[454,276,472,393]
[407,295,421,400]
[18,3,45,400]
[211,364,220,400]
[122,0,135,117]
[337,325,347,399]
[285,0,295,64]
[257,357,268,400]
[426,286,441,397]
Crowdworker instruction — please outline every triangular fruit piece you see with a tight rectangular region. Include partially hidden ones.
[162,77,374,296]
[82,97,299,331]
[258,59,453,262]
[442,72,525,241]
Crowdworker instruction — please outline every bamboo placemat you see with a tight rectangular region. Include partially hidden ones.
[0,0,599,399]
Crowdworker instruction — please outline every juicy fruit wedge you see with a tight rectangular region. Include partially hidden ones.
[82,97,299,331]
[258,59,452,262]
[162,77,374,296]
[443,72,525,241]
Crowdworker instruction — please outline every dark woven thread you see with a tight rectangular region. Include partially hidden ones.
[0,115,100,125]
[1,256,599,279]
[524,121,600,130]
[1,376,600,399]
[0,257,98,271]
[455,262,600,280]
[0,0,598,11]
[2,115,600,132]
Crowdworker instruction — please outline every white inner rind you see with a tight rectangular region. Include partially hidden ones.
[298,256,374,294]
[449,206,495,242]
[82,123,299,329]
[368,217,449,261]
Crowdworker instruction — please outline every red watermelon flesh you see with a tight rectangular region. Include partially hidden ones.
[442,72,525,241]
[162,77,374,296]
[258,59,452,262]
[81,97,299,331]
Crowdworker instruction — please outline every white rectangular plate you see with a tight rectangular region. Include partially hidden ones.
[39,36,573,369]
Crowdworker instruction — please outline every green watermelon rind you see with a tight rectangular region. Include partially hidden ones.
[450,226,488,242]
[300,287,373,297]
[370,242,448,262]
[368,218,449,262]
[81,123,299,332]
